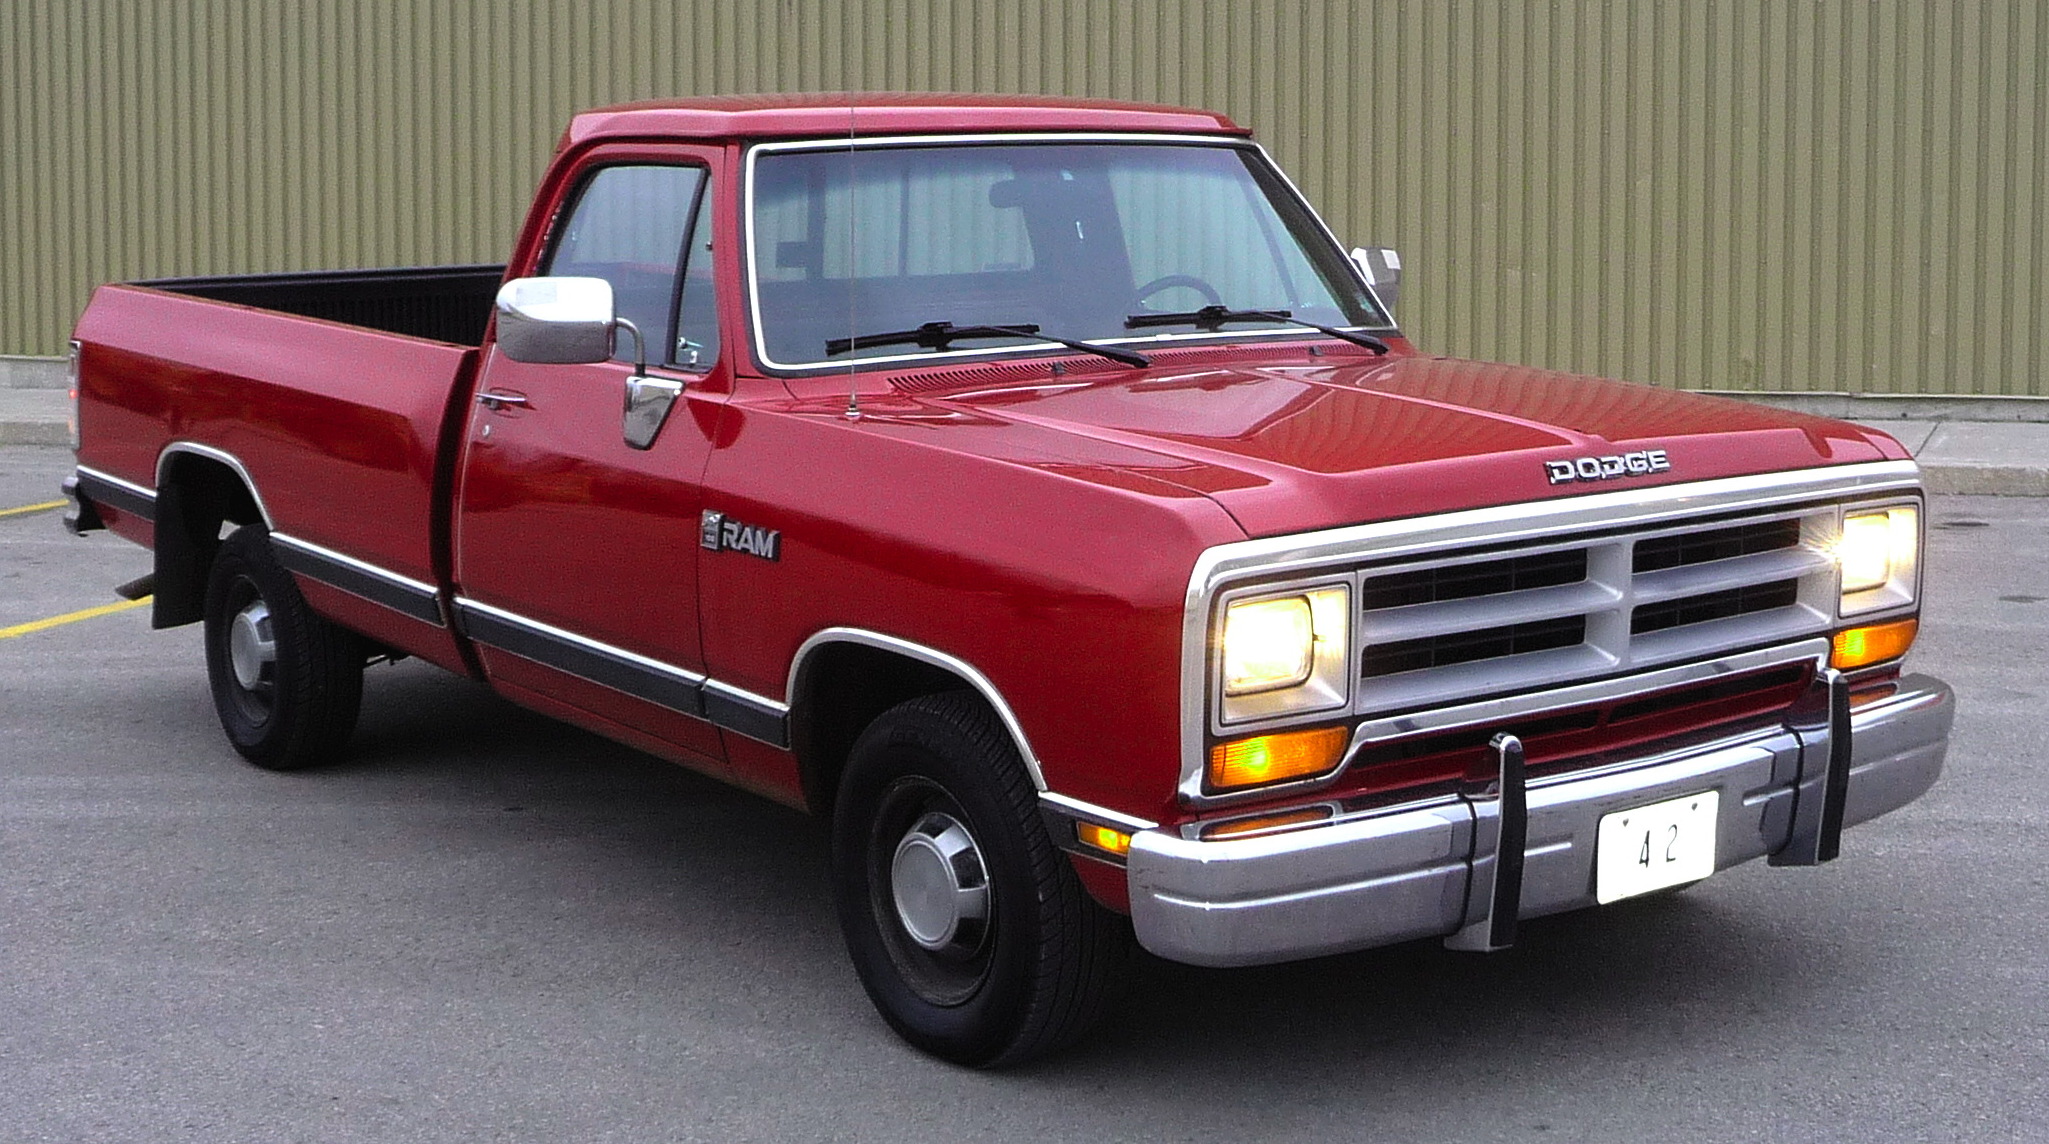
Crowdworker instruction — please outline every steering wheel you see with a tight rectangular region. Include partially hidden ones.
[1129,274,1224,311]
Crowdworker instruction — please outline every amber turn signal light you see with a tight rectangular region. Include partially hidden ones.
[1208,726,1350,790]
[1076,822,1133,856]
[1832,617,1918,670]
[1200,805,1336,840]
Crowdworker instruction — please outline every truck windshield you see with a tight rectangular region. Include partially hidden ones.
[746,139,1388,369]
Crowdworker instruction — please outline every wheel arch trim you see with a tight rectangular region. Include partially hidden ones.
[788,627,1048,791]
[155,441,275,528]
[154,442,450,627]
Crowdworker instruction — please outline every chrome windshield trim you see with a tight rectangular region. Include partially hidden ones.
[1176,461,1923,805]
[741,133,1392,374]
[789,627,1048,791]
[1249,140,1401,327]
[749,131,1241,156]
[154,442,276,528]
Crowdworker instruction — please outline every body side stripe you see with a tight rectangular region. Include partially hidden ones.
[453,597,793,748]
[74,466,157,521]
[270,532,445,627]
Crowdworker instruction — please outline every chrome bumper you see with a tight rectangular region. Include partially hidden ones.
[1125,673,1954,968]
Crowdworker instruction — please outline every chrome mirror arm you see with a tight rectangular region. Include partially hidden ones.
[612,317,647,378]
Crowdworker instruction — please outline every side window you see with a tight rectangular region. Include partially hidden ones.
[543,164,715,369]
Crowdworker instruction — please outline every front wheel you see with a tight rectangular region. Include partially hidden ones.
[832,693,1132,1067]
[203,524,364,770]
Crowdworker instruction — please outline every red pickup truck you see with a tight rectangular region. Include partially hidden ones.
[67,94,1952,1066]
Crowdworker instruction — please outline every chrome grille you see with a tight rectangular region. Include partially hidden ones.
[1358,548,1588,610]
[1362,615,1587,677]
[1351,505,1837,716]
[1632,518,1804,572]
[1630,581,1800,634]
[1184,463,1925,803]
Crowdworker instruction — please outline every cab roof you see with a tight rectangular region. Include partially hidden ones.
[560,93,1248,150]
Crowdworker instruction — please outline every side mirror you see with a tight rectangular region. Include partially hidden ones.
[495,276,618,364]
[1350,246,1401,317]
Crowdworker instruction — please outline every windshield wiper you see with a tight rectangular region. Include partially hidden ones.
[1124,305,1390,355]
[826,320,1150,368]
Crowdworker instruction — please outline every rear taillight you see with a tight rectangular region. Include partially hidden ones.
[66,340,81,450]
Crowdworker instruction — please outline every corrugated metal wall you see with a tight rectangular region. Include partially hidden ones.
[5,0,2044,395]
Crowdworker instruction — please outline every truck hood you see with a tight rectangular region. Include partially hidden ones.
[931,352,1908,538]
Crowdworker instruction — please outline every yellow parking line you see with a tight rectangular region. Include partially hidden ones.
[0,596,151,640]
[0,499,67,519]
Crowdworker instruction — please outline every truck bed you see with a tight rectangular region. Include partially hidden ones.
[71,265,498,671]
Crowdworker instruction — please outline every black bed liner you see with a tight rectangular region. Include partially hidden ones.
[138,264,505,347]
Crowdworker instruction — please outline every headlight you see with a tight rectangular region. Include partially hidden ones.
[1222,596,1315,694]
[1217,584,1350,722]
[1836,504,1919,617]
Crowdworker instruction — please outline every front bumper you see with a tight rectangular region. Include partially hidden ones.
[1125,672,1953,968]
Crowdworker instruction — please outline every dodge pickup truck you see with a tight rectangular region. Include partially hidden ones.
[66,94,1953,1066]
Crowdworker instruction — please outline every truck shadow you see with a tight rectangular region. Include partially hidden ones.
[309,660,846,981]
[319,660,1844,1084]
[1068,894,1824,1080]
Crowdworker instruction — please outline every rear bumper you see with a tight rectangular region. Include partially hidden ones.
[61,472,103,534]
[1125,672,1953,968]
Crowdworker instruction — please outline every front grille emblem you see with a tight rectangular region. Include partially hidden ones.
[1546,449,1671,485]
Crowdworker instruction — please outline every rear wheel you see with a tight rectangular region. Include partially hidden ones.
[203,524,364,770]
[832,692,1131,1066]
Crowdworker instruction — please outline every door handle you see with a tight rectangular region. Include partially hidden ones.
[477,390,531,411]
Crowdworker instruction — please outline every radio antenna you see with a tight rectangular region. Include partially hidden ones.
[843,84,862,421]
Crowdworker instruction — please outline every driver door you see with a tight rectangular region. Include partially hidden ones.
[454,147,731,768]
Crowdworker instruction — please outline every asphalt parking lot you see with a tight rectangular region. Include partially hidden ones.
[4,441,2046,1143]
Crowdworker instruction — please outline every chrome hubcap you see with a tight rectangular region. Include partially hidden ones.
[228,599,275,692]
[890,812,990,951]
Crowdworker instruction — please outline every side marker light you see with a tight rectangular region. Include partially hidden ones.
[1076,823,1133,857]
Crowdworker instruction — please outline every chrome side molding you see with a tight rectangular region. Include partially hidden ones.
[271,532,444,627]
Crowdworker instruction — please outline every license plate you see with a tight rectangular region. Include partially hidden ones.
[1595,790,1719,904]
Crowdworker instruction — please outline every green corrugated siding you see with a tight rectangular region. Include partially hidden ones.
[4,0,2043,395]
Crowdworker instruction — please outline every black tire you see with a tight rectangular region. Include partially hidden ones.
[202,524,364,770]
[832,692,1132,1067]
